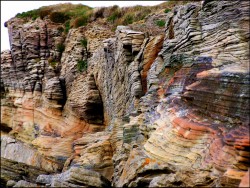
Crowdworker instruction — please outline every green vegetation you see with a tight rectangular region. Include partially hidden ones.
[107,10,122,23]
[49,12,69,23]
[156,20,166,27]
[39,9,51,19]
[80,38,88,48]
[15,3,92,28]
[65,4,92,18]
[16,9,40,20]
[122,14,134,25]
[105,6,151,29]
[77,59,88,72]
[134,7,151,20]
[56,43,65,53]
[50,61,58,68]
[72,15,89,28]
[64,21,70,33]
[164,8,171,13]
[80,38,89,58]
[15,1,193,32]
[48,57,58,68]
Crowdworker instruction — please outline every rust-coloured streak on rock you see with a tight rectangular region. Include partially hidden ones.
[141,35,164,94]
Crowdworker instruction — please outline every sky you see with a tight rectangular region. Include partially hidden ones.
[1,1,165,50]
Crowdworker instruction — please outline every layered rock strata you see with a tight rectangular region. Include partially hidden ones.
[1,16,111,186]
[1,0,249,187]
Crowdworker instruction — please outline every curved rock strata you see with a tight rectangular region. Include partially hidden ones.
[1,0,249,187]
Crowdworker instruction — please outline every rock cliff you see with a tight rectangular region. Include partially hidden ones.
[1,1,249,187]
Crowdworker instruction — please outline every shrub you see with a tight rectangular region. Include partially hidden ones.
[107,10,122,23]
[110,5,119,11]
[72,15,89,28]
[32,16,38,20]
[80,38,88,48]
[123,14,134,25]
[64,20,70,33]
[164,8,171,13]
[93,7,105,19]
[49,12,69,23]
[77,59,88,72]
[156,20,166,27]
[16,9,40,19]
[134,5,143,11]
[39,8,52,19]
[15,3,94,26]
[48,57,58,68]
[135,7,151,21]
[50,61,58,68]
[56,43,65,53]
[65,4,92,18]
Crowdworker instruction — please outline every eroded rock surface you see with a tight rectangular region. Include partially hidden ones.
[1,0,249,187]
[36,167,111,187]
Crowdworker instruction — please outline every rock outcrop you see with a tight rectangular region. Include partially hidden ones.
[1,0,249,187]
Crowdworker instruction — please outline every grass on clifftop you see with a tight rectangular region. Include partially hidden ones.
[16,3,93,27]
[15,1,196,31]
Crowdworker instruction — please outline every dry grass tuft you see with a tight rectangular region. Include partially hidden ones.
[15,1,197,31]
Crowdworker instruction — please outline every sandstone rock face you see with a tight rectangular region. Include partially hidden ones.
[140,35,164,94]
[130,12,167,36]
[1,135,61,186]
[1,16,109,185]
[1,0,249,187]
[90,27,146,123]
[36,166,111,187]
[65,74,104,125]
[7,180,38,188]
[60,23,113,95]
